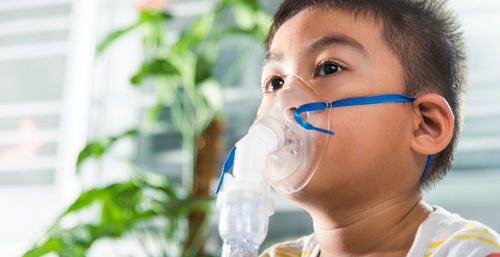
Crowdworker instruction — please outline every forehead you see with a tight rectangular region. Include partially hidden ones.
[269,7,385,59]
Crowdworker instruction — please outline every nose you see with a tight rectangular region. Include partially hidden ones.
[286,106,298,121]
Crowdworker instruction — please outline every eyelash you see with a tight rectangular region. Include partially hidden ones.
[262,60,344,93]
[313,59,344,77]
[262,75,284,93]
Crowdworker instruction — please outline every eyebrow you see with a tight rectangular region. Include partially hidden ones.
[263,33,367,66]
[307,34,367,56]
[263,52,283,66]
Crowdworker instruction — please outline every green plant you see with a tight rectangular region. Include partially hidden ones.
[23,0,271,256]
[24,172,211,257]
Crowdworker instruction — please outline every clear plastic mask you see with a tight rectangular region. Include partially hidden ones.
[254,75,330,193]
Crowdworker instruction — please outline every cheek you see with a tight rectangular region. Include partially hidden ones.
[323,105,412,173]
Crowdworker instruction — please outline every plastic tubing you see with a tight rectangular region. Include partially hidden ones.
[217,123,281,257]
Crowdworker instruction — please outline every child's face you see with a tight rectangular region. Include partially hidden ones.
[260,8,422,207]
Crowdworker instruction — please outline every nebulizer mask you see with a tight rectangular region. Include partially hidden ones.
[215,74,429,257]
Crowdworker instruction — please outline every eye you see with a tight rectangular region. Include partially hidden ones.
[315,61,343,77]
[263,76,285,93]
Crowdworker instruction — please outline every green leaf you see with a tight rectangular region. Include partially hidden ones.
[172,11,216,55]
[23,237,64,257]
[142,171,178,198]
[67,225,93,246]
[194,56,213,85]
[66,244,87,257]
[66,187,108,214]
[97,22,142,54]
[192,12,216,40]
[139,8,173,22]
[130,58,180,85]
[221,0,271,41]
[65,181,141,215]
[76,128,138,172]
[109,128,139,142]
[148,100,164,124]
[97,9,173,54]
[75,141,106,169]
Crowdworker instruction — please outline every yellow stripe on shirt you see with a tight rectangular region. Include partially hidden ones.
[428,240,444,248]
[461,228,495,238]
[274,240,304,248]
[273,251,294,257]
[275,248,301,257]
[260,251,271,257]
[450,235,500,251]
[428,227,500,250]
[427,234,500,252]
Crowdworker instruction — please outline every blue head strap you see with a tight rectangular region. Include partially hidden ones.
[215,145,236,195]
[293,94,417,135]
[215,94,433,195]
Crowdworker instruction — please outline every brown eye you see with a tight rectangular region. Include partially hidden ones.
[264,77,285,93]
[316,61,343,76]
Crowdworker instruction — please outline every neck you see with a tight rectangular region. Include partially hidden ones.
[308,191,431,257]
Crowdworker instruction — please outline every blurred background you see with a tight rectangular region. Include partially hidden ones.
[0,0,498,256]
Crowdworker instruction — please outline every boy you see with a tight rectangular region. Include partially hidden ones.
[258,0,500,256]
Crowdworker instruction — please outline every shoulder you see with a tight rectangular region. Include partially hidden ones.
[259,234,319,257]
[408,205,500,257]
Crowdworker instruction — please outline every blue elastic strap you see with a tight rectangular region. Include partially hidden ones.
[420,154,434,181]
[294,94,416,135]
[215,145,236,195]
[294,102,333,134]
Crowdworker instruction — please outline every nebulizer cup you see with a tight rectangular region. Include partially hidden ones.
[217,75,330,257]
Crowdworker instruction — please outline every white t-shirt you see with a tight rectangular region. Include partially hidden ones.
[260,206,500,257]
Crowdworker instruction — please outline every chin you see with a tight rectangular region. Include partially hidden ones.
[273,183,318,207]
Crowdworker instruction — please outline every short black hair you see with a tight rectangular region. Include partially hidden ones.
[266,0,466,188]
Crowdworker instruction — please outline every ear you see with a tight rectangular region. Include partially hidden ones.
[410,94,454,155]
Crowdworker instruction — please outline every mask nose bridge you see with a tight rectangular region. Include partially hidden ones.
[281,74,315,94]
[272,75,321,123]
[278,74,318,109]
[276,76,306,115]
